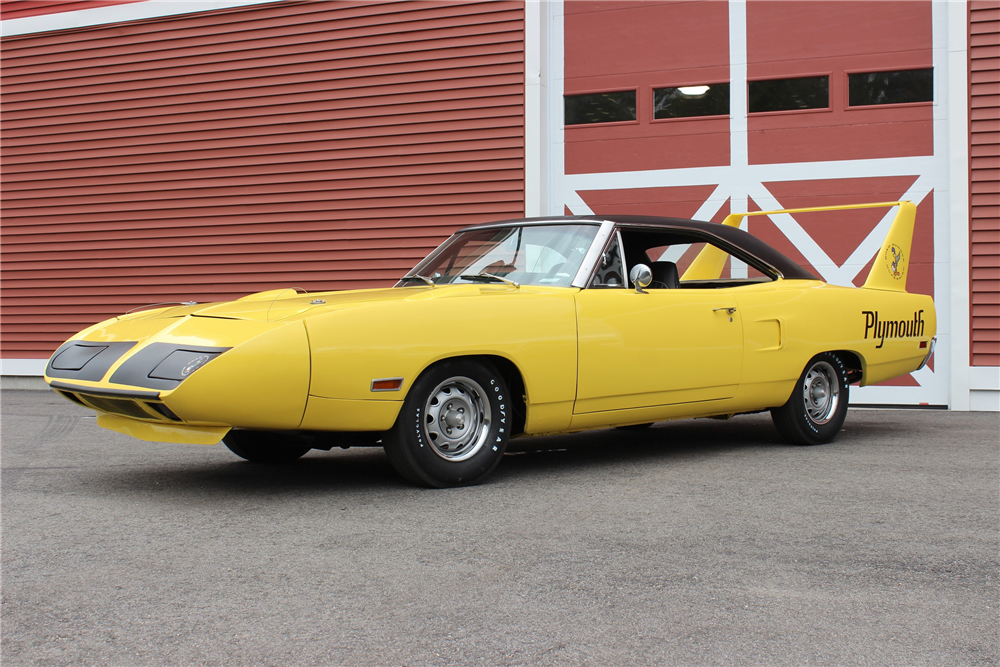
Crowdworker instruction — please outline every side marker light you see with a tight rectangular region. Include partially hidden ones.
[371,378,404,392]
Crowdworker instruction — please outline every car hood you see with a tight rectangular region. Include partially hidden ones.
[118,284,566,324]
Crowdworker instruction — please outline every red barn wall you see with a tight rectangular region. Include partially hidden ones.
[0,1,147,20]
[564,1,934,290]
[564,0,731,176]
[745,1,932,165]
[1,0,526,359]
[970,0,1000,368]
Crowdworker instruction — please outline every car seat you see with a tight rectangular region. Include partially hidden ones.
[649,261,679,289]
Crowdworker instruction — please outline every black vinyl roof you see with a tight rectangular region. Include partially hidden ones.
[461,215,819,281]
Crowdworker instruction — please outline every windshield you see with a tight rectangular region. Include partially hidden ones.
[401,224,600,288]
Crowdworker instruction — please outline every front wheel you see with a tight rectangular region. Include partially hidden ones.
[771,352,850,445]
[383,360,510,488]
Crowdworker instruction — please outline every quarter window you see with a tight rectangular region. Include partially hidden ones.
[590,236,626,288]
[653,84,730,119]
[848,69,933,106]
[748,76,829,113]
[565,91,637,125]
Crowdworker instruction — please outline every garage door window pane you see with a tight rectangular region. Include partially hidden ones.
[749,76,829,113]
[848,69,933,106]
[654,84,730,119]
[565,91,636,125]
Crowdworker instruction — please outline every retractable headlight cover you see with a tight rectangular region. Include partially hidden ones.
[149,350,222,381]
[45,341,138,382]
[108,343,231,390]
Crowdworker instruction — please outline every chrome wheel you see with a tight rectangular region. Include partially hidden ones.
[383,359,510,487]
[423,376,492,462]
[803,360,840,425]
[772,352,849,446]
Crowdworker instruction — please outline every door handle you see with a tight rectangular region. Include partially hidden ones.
[713,307,737,315]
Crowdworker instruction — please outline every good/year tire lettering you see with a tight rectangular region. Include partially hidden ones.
[384,359,511,488]
[771,352,850,446]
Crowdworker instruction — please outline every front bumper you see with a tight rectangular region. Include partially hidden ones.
[45,316,312,435]
[48,380,230,445]
[49,380,177,422]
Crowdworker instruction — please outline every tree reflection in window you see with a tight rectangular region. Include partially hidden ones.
[849,69,933,106]
[654,84,730,119]
[565,91,636,125]
[749,76,829,113]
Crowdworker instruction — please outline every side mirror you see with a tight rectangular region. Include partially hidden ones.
[629,264,652,294]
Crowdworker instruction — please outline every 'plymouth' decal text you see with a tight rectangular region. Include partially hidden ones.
[863,310,925,349]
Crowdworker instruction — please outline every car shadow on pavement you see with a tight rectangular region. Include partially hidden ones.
[71,448,407,499]
[66,413,794,498]
[496,415,783,475]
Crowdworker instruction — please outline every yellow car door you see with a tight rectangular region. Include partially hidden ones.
[574,287,744,414]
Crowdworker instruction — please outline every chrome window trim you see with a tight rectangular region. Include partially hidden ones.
[461,219,603,232]
[397,238,453,287]
[571,220,618,288]
[581,227,628,290]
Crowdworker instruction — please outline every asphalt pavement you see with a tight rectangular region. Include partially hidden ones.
[2,389,997,666]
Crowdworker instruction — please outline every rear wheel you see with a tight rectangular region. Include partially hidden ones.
[383,359,510,488]
[771,352,849,445]
[223,430,311,463]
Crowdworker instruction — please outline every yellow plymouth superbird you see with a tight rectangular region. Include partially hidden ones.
[45,202,935,487]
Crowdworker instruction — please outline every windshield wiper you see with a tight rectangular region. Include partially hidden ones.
[459,272,520,288]
[400,274,436,287]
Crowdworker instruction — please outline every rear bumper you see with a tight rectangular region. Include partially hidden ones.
[916,336,937,371]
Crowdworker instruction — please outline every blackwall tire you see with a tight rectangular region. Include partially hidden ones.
[771,352,850,446]
[223,430,311,463]
[383,359,510,488]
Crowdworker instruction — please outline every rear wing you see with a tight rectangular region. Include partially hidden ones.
[681,201,917,292]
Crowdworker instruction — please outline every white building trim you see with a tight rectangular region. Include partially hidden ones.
[942,0,972,410]
[0,359,47,376]
[969,367,1000,411]
[0,0,286,37]
[544,0,566,217]
[524,0,548,217]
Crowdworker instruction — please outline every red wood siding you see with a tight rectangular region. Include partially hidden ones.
[564,1,731,174]
[564,1,933,173]
[971,0,1000,367]
[0,1,147,20]
[746,1,933,165]
[0,0,525,359]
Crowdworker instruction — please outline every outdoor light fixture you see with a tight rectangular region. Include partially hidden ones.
[677,85,710,96]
